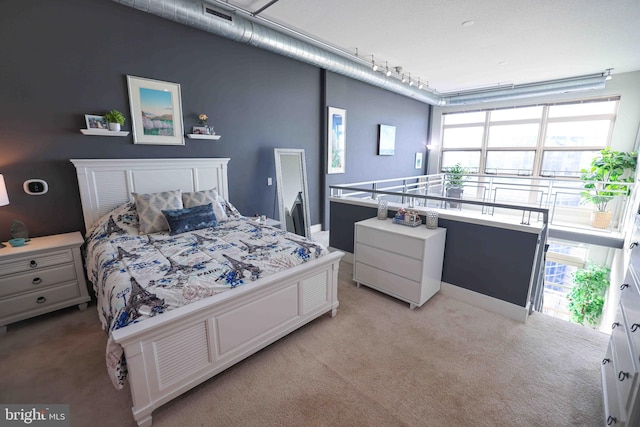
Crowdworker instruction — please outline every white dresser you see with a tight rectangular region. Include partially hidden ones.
[602,222,640,426]
[353,217,446,309]
[0,232,90,333]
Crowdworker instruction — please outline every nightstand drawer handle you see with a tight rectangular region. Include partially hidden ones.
[30,260,38,268]
[632,323,640,332]
[603,358,611,365]
[32,277,42,285]
[607,415,617,425]
[620,283,629,290]
[612,322,621,329]
[36,296,46,304]
[618,371,630,381]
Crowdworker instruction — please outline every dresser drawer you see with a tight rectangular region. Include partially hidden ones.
[602,342,627,426]
[355,262,420,303]
[0,249,74,276]
[356,227,423,259]
[0,282,81,318]
[611,310,639,415]
[355,243,422,282]
[0,263,77,298]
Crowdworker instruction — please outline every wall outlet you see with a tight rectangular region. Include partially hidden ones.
[267,177,272,186]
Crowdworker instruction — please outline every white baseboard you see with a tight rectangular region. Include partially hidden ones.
[310,223,322,233]
[440,282,529,323]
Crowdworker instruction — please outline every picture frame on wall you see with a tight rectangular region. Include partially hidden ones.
[327,106,346,174]
[127,75,184,145]
[415,152,423,169]
[378,124,396,156]
[85,114,108,130]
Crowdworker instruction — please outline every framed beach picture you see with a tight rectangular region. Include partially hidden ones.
[327,106,346,174]
[85,114,108,130]
[378,124,396,156]
[127,75,184,145]
[415,152,423,169]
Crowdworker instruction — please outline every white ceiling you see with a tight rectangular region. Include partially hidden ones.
[224,0,640,94]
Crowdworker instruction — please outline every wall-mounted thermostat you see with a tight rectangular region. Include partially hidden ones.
[23,179,49,195]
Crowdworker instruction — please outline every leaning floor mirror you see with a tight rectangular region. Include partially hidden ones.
[274,148,311,238]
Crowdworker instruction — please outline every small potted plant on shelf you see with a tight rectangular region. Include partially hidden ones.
[444,163,469,208]
[567,263,610,327]
[580,148,637,229]
[105,110,126,132]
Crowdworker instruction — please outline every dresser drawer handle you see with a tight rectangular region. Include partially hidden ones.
[32,277,42,285]
[620,283,629,290]
[618,371,630,381]
[36,296,46,304]
[612,322,621,329]
[602,358,611,365]
[630,242,639,249]
[30,260,38,268]
[632,323,640,332]
[607,415,618,425]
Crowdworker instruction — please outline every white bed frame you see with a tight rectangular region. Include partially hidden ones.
[71,158,344,427]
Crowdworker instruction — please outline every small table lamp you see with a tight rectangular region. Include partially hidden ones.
[0,174,9,248]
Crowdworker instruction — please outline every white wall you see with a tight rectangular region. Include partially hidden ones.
[428,70,640,173]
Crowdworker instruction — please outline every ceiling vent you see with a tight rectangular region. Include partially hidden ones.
[203,5,233,22]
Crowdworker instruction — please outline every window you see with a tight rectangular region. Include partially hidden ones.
[543,240,589,321]
[440,97,619,178]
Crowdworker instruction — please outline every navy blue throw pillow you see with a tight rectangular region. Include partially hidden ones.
[162,203,218,235]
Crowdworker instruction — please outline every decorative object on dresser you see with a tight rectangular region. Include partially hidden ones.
[10,219,29,241]
[0,232,90,334]
[601,227,640,426]
[127,75,185,146]
[0,174,9,248]
[354,217,446,309]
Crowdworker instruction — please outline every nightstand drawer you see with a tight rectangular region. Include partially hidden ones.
[0,282,81,318]
[356,227,423,259]
[0,249,74,276]
[355,242,422,282]
[355,262,420,303]
[0,263,77,297]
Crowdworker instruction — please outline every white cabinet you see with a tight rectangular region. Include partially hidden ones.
[0,232,90,333]
[353,217,446,309]
[602,229,640,426]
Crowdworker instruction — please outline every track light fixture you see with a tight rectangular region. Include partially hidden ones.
[604,68,613,80]
[418,78,423,90]
[371,55,378,72]
[408,73,413,86]
[385,61,391,77]
[401,74,406,83]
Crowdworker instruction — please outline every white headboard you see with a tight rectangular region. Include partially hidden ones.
[70,158,230,231]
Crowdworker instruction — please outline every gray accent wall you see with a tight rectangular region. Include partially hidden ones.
[0,0,431,241]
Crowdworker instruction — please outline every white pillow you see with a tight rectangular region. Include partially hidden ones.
[132,189,183,234]
[182,189,229,221]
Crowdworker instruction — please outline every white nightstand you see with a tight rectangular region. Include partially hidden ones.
[0,232,90,334]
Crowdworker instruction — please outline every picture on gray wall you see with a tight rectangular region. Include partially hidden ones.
[328,106,346,174]
[378,124,396,156]
[127,75,185,145]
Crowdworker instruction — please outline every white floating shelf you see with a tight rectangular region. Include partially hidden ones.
[81,129,130,136]
[187,134,221,140]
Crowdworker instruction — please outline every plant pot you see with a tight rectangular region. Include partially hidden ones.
[108,123,121,132]
[591,210,612,229]
[446,187,463,208]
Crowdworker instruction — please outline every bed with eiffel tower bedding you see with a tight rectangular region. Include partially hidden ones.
[84,200,331,390]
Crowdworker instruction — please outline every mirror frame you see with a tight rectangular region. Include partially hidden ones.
[274,148,311,238]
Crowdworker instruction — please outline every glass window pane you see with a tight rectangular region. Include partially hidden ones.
[549,100,617,117]
[442,127,484,148]
[488,123,539,147]
[544,121,611,147]
[443,111,485,125]
[490,106,543,121]
[485,151,535,175]
[541,150,600,178]
[441,151,480,172]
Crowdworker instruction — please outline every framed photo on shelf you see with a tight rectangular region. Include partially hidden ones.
[327,106,346,174]
[378,124,396,156]
[192,126,207,135]
[127,75,184,145]
[85,114,108,130]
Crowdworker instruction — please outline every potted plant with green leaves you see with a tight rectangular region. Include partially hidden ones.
[105,110,126,132]
[580,148,637,229]
[567,263,610,327]
[444,163,469,208]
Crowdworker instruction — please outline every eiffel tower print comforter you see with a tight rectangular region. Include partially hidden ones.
[84,201,329,389]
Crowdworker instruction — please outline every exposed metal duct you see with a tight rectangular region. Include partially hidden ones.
[111,0,607,107]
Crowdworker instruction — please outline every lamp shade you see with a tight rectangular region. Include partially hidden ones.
[0,174,9,206]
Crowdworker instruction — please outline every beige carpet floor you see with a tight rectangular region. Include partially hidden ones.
[0,261,609,427]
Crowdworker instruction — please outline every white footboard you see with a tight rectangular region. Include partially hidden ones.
[112,251,343,427]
